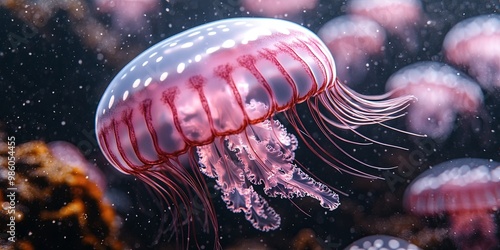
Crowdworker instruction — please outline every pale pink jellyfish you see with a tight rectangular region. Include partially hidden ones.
[347,0,422,52]
[386,62,483,140]
[95,17,416,248]
[318,15,386,85]
[404,158,500,250]
[95,0,158,31]
[443,14,500,90]
[241,0,319,18]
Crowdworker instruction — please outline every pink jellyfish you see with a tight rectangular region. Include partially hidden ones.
[386,62,483,141]
[95,17,415,248]
[443,14,500,90]
[347,0,423,52]
[318,15,386,85]
[404,158,500,250]
[345,235,422,250]
[241,0,319,18]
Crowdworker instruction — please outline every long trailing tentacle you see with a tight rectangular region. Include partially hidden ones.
[135,157,221,250]
[286,78,424,176]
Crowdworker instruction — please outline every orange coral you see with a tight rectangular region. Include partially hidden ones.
[0,140,121,249]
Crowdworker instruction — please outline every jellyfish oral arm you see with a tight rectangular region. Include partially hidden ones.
[197,119,340,231]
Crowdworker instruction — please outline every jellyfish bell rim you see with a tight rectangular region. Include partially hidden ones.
[404,157,500,215]
[385,61,484,112]
[443,14,500,55]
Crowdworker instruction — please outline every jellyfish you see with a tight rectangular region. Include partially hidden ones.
[95,17,414,248]
[347,0,423,52]
[345,235,422,250]
[386,62,483,141]
[404,158,500,250]
[443,14,500,90]
[318,15,386,85]
[241,0,319,19]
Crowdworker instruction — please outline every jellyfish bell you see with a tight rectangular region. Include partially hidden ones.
[443,14,500,90]
[95,17,415,248]
[404,158,500,250]
[386,62,483,141]
[241,0,319,19]
[318,15,386,86]
[344,235,422,250]
[347,0,423,53]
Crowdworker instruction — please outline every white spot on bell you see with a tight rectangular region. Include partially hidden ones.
[123,90,129,100]
[221,39,235,48]
[132,79,141,88]
[145,77,152,87]
[108,95,115,109]
[156,56,163,63]
[195,54,202,62]
[181,42,194,48]
[206,46,220,54]
[160,72,168,81]
[188,31,201,37]
[142,61,148,66]
[388,239,400,249]
[177,63,185,73]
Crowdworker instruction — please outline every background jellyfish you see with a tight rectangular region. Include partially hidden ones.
[344,235,422,250]
[241,0,319,19]
[385,62,483,141]
[404,158,500,250]
[346,0,423,53]
[443,14,500,90]
[318,15,386,86]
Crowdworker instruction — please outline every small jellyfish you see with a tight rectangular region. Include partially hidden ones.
[443,14,500,90]
[241,0,319,18]
[404,158,500,250]
[318,15,386,85]
[345,235,422,250]
[347,0,422,52]
[386,62,483,141]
